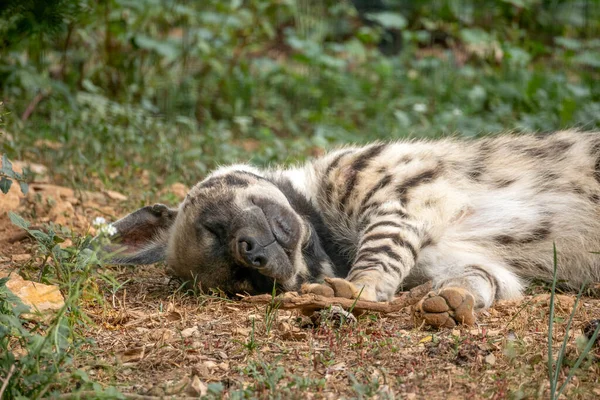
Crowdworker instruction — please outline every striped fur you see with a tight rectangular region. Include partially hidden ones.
[110,130,600,311]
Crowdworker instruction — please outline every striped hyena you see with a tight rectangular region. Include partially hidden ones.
[104,130,600,327]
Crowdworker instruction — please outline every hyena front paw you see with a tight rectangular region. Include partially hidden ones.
[301,278,377,301]
[413,287,476,328]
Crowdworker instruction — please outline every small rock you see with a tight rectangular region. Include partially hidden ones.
[2,273,64,314]
[192,363,210,378]
[181,326,199,338]
[217,362,229,371]
[533,293,576,310]
[149,328,174,342]
[119,346,145,363]
[312,305,357,326]
[48,201,75,226]
[0,187,26,213]
[186,375,207,397]
[104,190,128,201]
[485,353,496,366]
[12,254,32,262]
[203,361,218,370]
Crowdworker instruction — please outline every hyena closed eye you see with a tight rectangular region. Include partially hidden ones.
[104,130,600,328]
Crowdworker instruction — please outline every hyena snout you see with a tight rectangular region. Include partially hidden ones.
[235,235,270,268]
[231,204,298,281]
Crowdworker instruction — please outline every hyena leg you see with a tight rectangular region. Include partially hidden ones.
[413,252,524,327]
[304,207,425,301]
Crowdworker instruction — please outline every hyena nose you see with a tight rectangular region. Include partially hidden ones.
[237,237,267,267]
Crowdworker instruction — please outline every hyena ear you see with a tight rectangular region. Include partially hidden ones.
[100,204,178,265]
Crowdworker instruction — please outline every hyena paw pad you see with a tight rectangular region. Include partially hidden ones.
[301,278,362,299]
[413,287,476,328]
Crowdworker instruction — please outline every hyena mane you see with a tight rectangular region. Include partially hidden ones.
[103,130,600,327]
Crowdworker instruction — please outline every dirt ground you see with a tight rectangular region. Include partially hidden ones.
[1,175,599,399]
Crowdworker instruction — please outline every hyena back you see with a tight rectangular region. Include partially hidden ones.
[105,130,600,327]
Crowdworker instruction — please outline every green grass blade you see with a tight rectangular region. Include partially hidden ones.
[556,322,600,398]
[552,281,586,387]
[548,243,559,399]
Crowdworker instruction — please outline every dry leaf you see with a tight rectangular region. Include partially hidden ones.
[181,326,199,338]
[119,346,145,363]
[419,335,433,344]
[104,190,128,201]
[186,375,207,397]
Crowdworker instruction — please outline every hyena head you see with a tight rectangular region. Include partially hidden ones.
[102,166,326,295]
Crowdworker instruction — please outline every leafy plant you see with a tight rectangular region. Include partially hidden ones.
[0,154,29,195]
[0,213,122,398]
[0,104,29,195]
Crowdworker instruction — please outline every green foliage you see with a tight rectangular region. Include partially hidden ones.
[0,154,29,195]
[0,213,122,399]
[0,2,599,395]
[0,0,597,194]
[0,105,29,195]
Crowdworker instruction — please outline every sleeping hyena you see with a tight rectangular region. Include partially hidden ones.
[102,130,600,328]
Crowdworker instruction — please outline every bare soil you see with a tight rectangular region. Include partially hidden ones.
[1,176,599,399]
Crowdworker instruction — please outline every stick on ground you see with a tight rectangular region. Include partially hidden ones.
[241,281,432,314]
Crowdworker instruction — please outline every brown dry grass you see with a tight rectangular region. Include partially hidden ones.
[1,183,599,399]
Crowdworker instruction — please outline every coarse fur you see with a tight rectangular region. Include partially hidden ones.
[105,130,600,323]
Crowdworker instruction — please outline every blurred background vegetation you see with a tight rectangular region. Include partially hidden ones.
[1,0,599,198]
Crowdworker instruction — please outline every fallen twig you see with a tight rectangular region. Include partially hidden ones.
[21,91,48,122]
[241,281,432,314]
[46,391,198,400]
[0,364,16,399]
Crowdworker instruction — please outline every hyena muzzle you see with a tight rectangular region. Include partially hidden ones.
[101,130,600,328]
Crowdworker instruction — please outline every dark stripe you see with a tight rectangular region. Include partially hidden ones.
[353,254,383,266]
[350,260,394,275]
[358,244,405,264]
[494,179,515,188]
[467,265,499,300]
[520,225,551,244]
[420,237,434,248]
[396,237,418,259]
[360,233,418,259]
[363,220,417,236]
[323,151,351,203]
[199,171,268,189]
[494,223,551,245]
[357,205,409,229]
[372,208,408,219]
[338,144,387,208]
[396,168,440,203]
[199,175,249,189]
[326,151,351,175]
[349,265,385,274]
[357,174,393,217]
